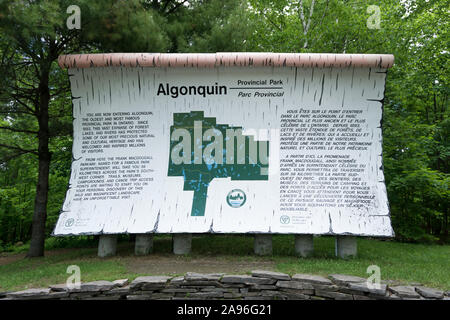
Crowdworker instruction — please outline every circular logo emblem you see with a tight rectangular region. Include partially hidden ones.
[226,189,247,208]
[65,218,75,228]
[280,215,290,224]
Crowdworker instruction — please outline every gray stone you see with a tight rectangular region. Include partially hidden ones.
[294,234,314,257]
[248,284,278,290]
[151,293,174,300]
[254,234,273,256]
[279,288,314,298]
[312,284,339,292]
[328,274,366,286]
[135,234,153,255]
[292,274,333,285]
[223,292,243,299]
[221,275,275,285]
[173,233,192,255]
[106,286,131,295]
[180,281,223,287]
[335,236,357,259]
[47,291,69,299]
[69,292,98,299]
[187,292,224,299]
[353,295,374,300]
[241,292,260,297]
[98,234,117,257]
[130,276,171,290]
[251,270,291,280]
[275,280,314,293]
[49,283,69,292]
[260,290,287,299]
[185,272,223,281]
[389,286,421,299]
[69,280,116,293]
[415,286,444,299]
[112,279,129,287]
[161,288,198,293]
[244,296,273,300]
[169,276,185,285]
[315,290,353,300]
[347,282,387,296]
[85,295,121,300]
[127,294,152,300]
[7,288,51,299]
[284,292,311,300]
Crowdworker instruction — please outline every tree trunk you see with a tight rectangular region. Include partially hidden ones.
[27,67,51,258]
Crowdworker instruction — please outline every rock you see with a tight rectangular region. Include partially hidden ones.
[347,282,387,296]
[49,283,69,292]
[328,274,366,286]
[113,279,129,287]
[185,272,223,281]
[221,275,275,285]
[69,280,115,292]
[180,281,223,287]
[130,276,171,290]
[223,292,243,299]
[260,290,287,299]
[292,274,333,285]
[275,281,314,294]
[7,288,51,299]
[279,288,313,299]
[315,290,353,300]
[127,294,152,300]
[106,286,131,295]
[169,276,185,284]
[161,288,198,293]
[352,295,374,300]
[48,292,70,299]
[415,286,444,299]
[389,286,421,299]
[312,284,339,292]
[251,270,291,280]
[248,284,278,290]
[151,293,173,300]
[187,292,224,299]
[85,295,121,300]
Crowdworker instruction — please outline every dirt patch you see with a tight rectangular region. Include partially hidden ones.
[125,255,276,276]
[0,253,26,266]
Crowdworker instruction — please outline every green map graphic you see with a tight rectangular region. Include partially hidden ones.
[168,111,269,216]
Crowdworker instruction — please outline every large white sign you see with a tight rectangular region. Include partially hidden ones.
[54,54,394,236]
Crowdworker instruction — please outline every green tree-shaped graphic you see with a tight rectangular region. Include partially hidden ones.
[168,111,269,216]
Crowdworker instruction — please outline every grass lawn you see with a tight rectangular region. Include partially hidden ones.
[0,235,449,292]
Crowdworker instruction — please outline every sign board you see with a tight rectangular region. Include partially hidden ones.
[54,53,394,237]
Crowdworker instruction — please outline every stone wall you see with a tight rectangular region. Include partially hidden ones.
[1,271,448,300]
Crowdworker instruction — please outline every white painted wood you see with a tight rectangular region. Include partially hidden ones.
[53,66,394,237]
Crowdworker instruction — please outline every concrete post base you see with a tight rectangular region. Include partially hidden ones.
[335,236,357,259]
[98,234,117,258]
[295,234,314,257]
[254,234,272,256]
[173,233,192,255]
[135,234,153,255]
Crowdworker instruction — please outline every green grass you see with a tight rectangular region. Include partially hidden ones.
[0,235,449,292]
